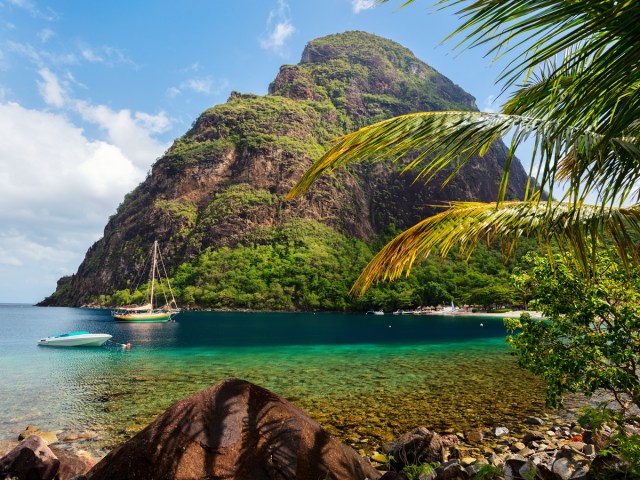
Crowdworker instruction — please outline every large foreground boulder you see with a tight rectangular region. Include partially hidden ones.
[86,378,381,480]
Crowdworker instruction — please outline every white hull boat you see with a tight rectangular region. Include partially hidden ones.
[38,331,112,347]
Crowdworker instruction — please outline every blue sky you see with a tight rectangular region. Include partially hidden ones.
[0,0,519,303]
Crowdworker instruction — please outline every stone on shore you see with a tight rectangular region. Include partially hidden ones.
[85,378,381,480]
[18,425,58,445]
[383,426,458,469]
[0,435,59,480]
[0,436,95,480]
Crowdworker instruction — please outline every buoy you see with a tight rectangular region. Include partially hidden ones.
[480,323,484,327]
[388,325,391,328]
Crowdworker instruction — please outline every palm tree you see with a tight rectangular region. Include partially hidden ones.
[286,0,640,295]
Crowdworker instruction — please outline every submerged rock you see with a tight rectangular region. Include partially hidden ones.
[85,378,381,480]
[18,425,58,445]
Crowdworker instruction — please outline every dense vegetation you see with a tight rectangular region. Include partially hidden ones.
[507,250,640,476]
[102,219,523,312]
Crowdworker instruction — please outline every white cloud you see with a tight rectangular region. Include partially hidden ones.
[72,100,170,168]
[81,47,103,63]
[260,0,295,55]
[38,28,54,43]
[0,102,142,213]
[78,45,136,68]
[352,0,376,13]
[185,78,213,94]
[6,0,58,21]
[167,76,229,98]
[0,99,170,302]
[260,22,295,53]
[37,67,66,107]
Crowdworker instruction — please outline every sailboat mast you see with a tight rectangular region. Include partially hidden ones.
[150,240,158,310]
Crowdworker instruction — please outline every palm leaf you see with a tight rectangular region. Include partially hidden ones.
[285,110,628,205]
[381,0,640,142]
[349,201,640,296]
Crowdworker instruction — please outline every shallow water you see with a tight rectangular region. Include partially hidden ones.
[0,305,557,455]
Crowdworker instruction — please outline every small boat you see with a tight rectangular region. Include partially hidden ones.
[366,310,384,315]
[38,331,112,347]
[112,241,180,323]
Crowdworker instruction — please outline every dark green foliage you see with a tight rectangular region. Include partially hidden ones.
[199,184,278,226]
[165,138,235,166]
[507,251,640,413]
[166,95,331,168]
[474,464,503,480]
[402,462,438,479]
[105,219,524,312]
[168,220,372,311]
[578,405,640,478]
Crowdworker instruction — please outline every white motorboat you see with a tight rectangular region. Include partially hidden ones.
[38,331,112,347]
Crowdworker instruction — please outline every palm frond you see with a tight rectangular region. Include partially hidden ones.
[350,201,640,296]
[381,0,640,142]
[286,110,632,205]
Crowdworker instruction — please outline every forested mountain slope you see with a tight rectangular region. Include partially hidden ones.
[41,31,529,310]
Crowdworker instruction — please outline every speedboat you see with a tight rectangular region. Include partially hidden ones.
[38,331,112,347]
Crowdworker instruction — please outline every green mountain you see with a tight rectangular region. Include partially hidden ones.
[41,31,529,310]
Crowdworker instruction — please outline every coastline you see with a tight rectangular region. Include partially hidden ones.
[448,310,543,319]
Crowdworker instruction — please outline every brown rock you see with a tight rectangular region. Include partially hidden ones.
[50,447,96,480]
[523,431,545,444]
[0,441,18,459]
[384,427,458,469]
[19,425,58,445]
[86,378,381,480]
[0,435,60,480]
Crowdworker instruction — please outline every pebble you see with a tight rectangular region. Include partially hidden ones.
[459,456,476,467]
[524,416,545,425]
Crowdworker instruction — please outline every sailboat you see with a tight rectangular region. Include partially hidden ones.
[112,241,180,322]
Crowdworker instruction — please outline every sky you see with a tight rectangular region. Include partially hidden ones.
[0,0,521,303]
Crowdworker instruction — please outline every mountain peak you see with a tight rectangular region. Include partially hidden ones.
[269,31,476,121]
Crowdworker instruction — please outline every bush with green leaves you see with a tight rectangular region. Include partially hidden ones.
[507,251,640,413]
[402,462,438,479]
[578,404,640,478]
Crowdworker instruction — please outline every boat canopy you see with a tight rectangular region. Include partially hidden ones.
[124,303,152,311]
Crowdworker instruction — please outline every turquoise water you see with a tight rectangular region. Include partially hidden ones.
[0,304,552,456]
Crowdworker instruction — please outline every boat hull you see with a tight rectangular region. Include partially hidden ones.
[112,311,173,322]
[38,333,112,347]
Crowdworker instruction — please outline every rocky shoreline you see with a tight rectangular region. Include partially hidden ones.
[0,379,629,479]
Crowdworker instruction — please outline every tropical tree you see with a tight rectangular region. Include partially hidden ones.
[507,250,640,414]
[286,0,640,295]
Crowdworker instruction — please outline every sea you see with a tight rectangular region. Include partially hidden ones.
[0,304,572,457]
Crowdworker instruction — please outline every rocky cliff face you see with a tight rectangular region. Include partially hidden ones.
[41,31,529,308]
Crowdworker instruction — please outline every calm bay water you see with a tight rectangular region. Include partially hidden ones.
[0,304,556,456]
